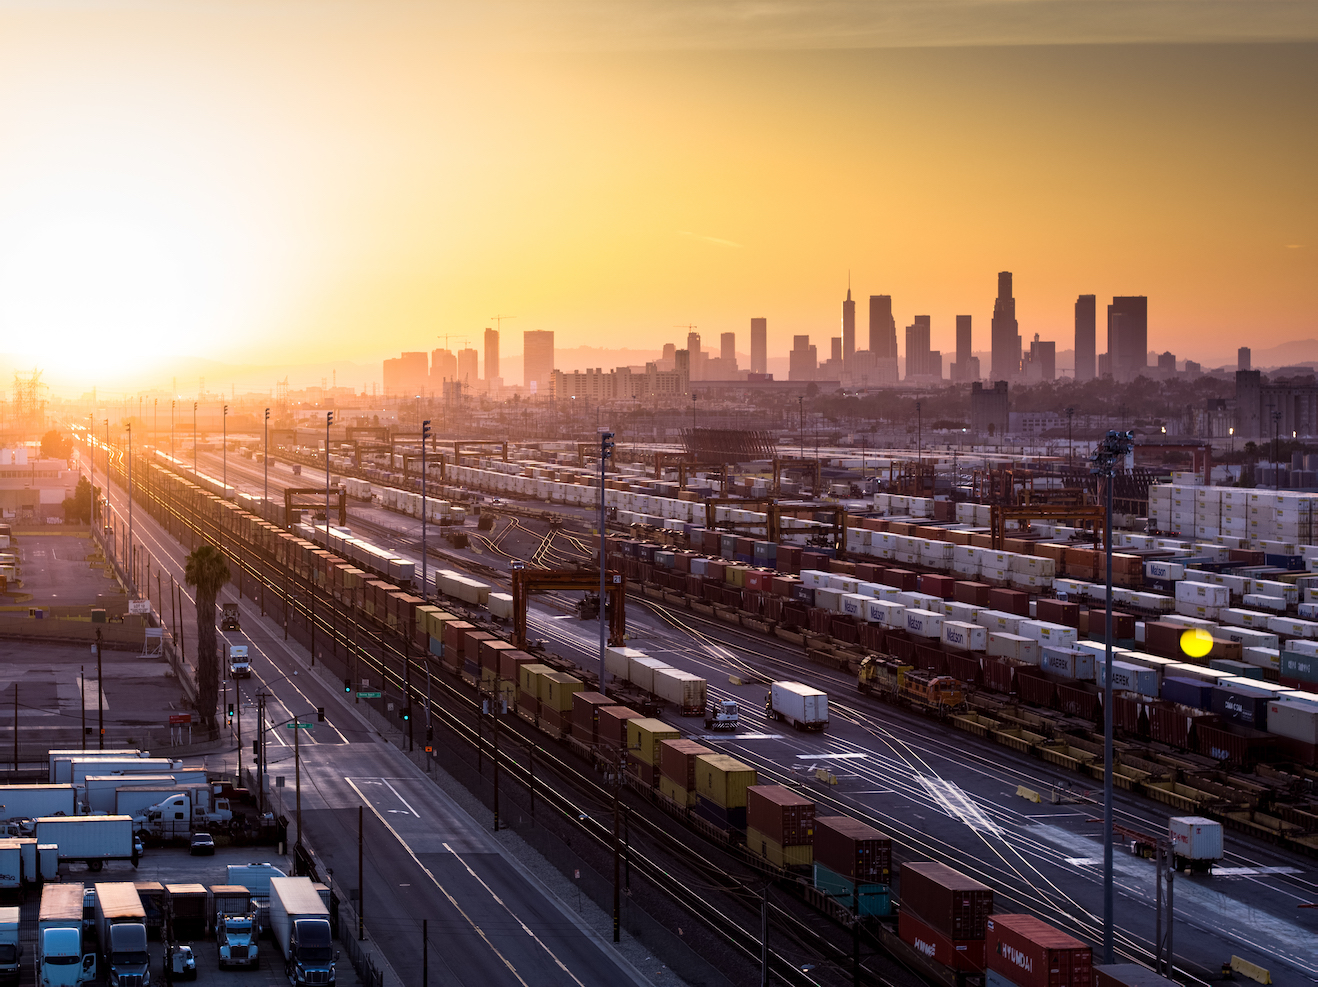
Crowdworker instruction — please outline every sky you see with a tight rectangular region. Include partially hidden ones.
[0,1,1313,391]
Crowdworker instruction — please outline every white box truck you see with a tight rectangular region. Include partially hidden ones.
[93,884,150,987]
[48,752,148,785]
[226,641,251,679]
[766,682,829,732]
[0,786,78,823]
[35,817,135,871]
[37,883,95,987]
[268,877,336,986]
[1169,816,1224,873]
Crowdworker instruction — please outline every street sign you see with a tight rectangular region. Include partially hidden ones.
[285,722,314,729]
[128,600,151,615]
[169,714,192,725]
[356,691,382,699]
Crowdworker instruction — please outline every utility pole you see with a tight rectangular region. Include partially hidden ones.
[325,411,335,665]
[421,420,430,600]
[95,627,104,750]
[80,665,86,752]
[257,693,266,815]
[357,805,365,940]
[127,423,133,594]
[613,749,622,943]
[599,428,614,695]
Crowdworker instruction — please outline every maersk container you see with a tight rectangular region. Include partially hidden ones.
[1210,684,1271,729]
[1040,647,1094,681]
[1097,660,1158,698]
[1168,816,1223,862]
[941,621,987,652]
[905,608,944,639]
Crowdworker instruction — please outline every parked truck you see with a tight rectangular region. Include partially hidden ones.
[213,884,258,970]
[84,774,207,816]
[35,817,136,872]
[1169,816,1224,873]
[93,884,150,987]
[704,698,740,731]
[766,681,829,731]
[56,759,176,787]
[226,864,285,903]
[0,907,20,984]
[139,793,235,840]
[0,786,78,824]
[48,752,148,785]
[37,884,95,987]
[226,641,251,678]
[268,878,336,986]
[114,785,210,822]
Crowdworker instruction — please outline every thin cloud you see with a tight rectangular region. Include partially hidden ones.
[679,230,742,248]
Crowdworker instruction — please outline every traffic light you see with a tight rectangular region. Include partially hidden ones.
[426,725,434,743]
[226,703,234,725]
[344,679,352,693]
[401,706,411,722]
[316,706,326,722]
[252,740,259,757]
[600,431,615,460]
[422,419,431,441]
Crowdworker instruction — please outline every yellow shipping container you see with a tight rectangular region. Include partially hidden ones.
[626,718,681,766]
[695,754,757,808]
[746,827,813,868]
[538,671,583,712]
[518,663,554,699]
[659,774,697,807]
[416,605,443,638]
[480,666,498,690]
[725,566,749,587]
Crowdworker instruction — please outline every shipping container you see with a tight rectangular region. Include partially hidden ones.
[813,816,891,884]
[898,910,986,973]
[658,739,713,794]
[813,863,891,916]
[596,706,643,748]
[985,914,1092,987]
[626,718,680,766]
[900,861,993,940]
[570,692,613,744]
[1210,684,1271,729]
[746,785,814,846]
[1168,816,1223,865]
[694,754,757,809]
[1094,964,1177,987]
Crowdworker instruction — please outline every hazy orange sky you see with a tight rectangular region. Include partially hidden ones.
[0,2,1313,388]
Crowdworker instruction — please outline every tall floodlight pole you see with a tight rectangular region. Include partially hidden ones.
[171,400,175,461]
[223,404,229,496]
[126,423,133,595]
[193,402,198,480]
[599,428,615,695]
[264,408,270,518]
[88,414,94,529]
[1090,428,1134,964]
[421,420,431,599]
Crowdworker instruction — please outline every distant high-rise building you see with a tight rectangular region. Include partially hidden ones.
[904,316,941,380]
[523,330,555,395]
[750,318,767,374]
[1074,295,1096,381]
[383,351,429,397]
[1157,351,1176,375]
[457,347,479,386]
[951,315,978,383]
[662,342,677,370]
[971,381,1010,437]
[990,271,1021,381]
[720,332,735,364]
[830,337,843,363]
[869,296,897,359]
[842,287,856,363]
[484,327,500,381]
[1107,296,1148,382]
[1025,334,1056,381]
[428,348,456,392]
[1239,346,1251,371]
[687,331,701,360]
[789,335,817,380]
[674,348,691,383]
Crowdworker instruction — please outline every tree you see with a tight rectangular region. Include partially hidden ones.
[185,544,231,736]
[41,429,71,460]
[61,477,95,525]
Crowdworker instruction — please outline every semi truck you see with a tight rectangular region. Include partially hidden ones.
[48,752,149,785]
[137,793,234,840]
[0,786,78,823]
[766,681,829,731]
[93,884,150,987]
[35,817,136,871]
[0,907,19,984]
[84,773,207,815]
[704,699,740,731]
[226,641,251,678]
[268,877,336,986]
[37,883,95,987]
[1170,816,1224,873]
[215,908,259,969]
[220,604,241,632]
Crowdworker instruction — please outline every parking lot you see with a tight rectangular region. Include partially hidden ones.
[12,845,365,987]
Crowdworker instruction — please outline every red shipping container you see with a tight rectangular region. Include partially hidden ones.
[1035,598,1081,628]
[770,576,799,597]
[659,738,713,790]
[853,563,882,582]
[1142,621,1185,659]
[898,911,986,973]
[953,581,991,607]
[498,649,537,682]
[778,546,802,574]
[883,569,918,591]
[746,785,815,846]
[571,691,613,743]
[919,574,956,600]
[597,706,643,748]
[1111,611,1136,641]
[900,862,993,940]
[989,587,1030,616]
[985,914,1092,987]
[745,570,771,592]
[464,630,495,663]
[814,816,892,883]
[1016,670,1057,709]
[479,639,517,673]
[801,552,831,573]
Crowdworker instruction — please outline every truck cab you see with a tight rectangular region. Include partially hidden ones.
[216,913,258,969]
[288,919,334,986]
[705,699,739,731]
[0,906,20,985]
[220,604,240,632]
[37,929,94,987]
[226,643,251,679]
[105,924,149,987]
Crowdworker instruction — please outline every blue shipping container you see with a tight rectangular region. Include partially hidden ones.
[1210,684,1271,730]
[812,863,892,917]
[1160,675,1214,710]
[1264,554,1304,571]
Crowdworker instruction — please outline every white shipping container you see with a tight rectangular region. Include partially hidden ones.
[840,593,870,619]
[1242,593,1288,614]
[1241,647,1281,671]
[977,610,1025,635]
[905,608,944,639]
[1016,620,1079,648]
[1145,560,1186,581]
[1175,581,1230,607]
[1039,647,1094,681]
[1220,626,1281,651]
[1269,615,1318,639]
[986,632,1039,663]
[1098,660,1159,697]
[1168,816,1224,861]
[814,587,845,613]
[941,620,987,652]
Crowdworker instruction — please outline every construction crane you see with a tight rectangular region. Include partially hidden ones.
[490,314,516,332]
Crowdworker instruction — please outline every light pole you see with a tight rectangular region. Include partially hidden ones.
[223,404,229,497]
[324,411,334,666]
[126,423,133,595]
[171,400,175,461]
[421,420,431,600]
[264,408,270,519]
[192,402,198,481]
[1090,428,1134,964]
[599,428,615,695]
[87,414,94,530]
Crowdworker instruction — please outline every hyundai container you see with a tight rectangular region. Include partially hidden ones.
[985,914,1092,987]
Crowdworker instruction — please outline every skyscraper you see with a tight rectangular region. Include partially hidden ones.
[750,318,767,374]
[842,287,856,363]
[830,337,843,363]
[1238,346,1251,371]
[904,316,941,380]
[484,327,500,382]
[869,295,897,359]
[523,330,555,395]
[429,348,456,390]
[1074,295,1096,381]
[950,315,978,383]
[457,347,479,386]
[720,332,735,364]
[1107,296,1148,382]
[990,271,1020,381]
[789,335,817,380]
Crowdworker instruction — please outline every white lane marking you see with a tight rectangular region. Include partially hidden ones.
[795,752,867,760]
[344,777,531,987]
[443,842,590,987]
[918,775,1003,836]
[1065,857,1103,866]
[76,675,108,711]
[380,777,420,818]
[1215,866,1302,876]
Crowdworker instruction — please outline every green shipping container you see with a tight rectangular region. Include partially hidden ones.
[812,862,892,917]
[1281,651,1318,684]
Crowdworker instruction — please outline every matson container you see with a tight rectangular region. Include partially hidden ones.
[813,816,892,884]
[746,785,815,846]
[899,861,993,940]
[985,914,1092,987]
[942,621,987,653]
[906,609,945,639]
[898,910,986,973]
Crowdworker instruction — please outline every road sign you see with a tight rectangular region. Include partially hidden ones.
[169,714,192,725]
[356,691,382,699]
[128,600,151,615]
[285,722,314,729]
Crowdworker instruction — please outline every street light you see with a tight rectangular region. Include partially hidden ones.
[264,408,270,518]
[599,428,615,695]
[192,402,198,481]
[421,420,431,601]
[223,404,229,497]
[1090,428,1134,965]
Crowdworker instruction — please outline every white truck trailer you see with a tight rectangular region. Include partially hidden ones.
[36,883,95,987]
[268,877,336,986]
[766,681,829,731]
[34,817,135,871]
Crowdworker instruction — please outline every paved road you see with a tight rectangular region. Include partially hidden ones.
[90,450,652,987]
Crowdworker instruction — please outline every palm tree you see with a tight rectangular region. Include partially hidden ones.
[185,544,231,736]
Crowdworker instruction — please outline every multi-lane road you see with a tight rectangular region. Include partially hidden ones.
[89,446,658,987]
[184,448,1318,985]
